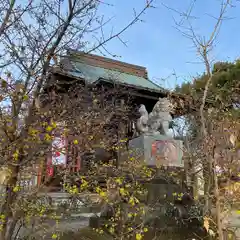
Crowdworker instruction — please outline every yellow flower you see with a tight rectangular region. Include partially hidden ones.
[143,227,148,232]
[115,210,120,217]
[236,210,240,214]
[44,133,52,141]
[145,170,152,177]
[115,178,122,185]
[88,135,94,140]
[136,233,143,240]
[46,126,53,132]
[73,139,78,145]
[69,185,78,194]
[129,196,139,206]
[51,121,57,128]
[119,188,128,196]
[42,122,47,127]
[13,150,19,161]
[52,233,58,239]
[96,186,101,193]
[80,179,88,190]
[99,191,107,197]
[23,95,29,101]
[129,197,135,206]
[29,127,38,136]
[13,185,20,192]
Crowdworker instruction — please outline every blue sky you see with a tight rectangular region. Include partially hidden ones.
[91,0,240,89]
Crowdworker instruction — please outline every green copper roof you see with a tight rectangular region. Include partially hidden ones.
[68,61,164,93]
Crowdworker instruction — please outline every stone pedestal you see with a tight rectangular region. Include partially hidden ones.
[128,134,183,168]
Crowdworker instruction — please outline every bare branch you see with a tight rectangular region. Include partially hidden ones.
[0,0,15,37]
[88,0,154,53]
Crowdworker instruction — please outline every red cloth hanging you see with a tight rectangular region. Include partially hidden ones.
[46,155,54,177]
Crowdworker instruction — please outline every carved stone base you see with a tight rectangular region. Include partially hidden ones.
[128,134,183,168]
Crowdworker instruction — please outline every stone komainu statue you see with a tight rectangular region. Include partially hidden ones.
[136,97,173,136]
[136,104,149,135]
